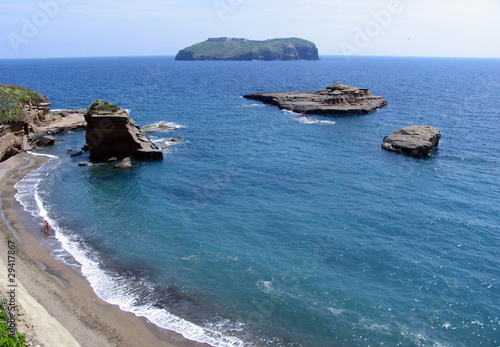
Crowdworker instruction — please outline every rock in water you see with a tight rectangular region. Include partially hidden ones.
[243,83,387,115]
[84,100,163,162]
[36,135,55,146]
[114,157,132,168]
[382,125,441,158]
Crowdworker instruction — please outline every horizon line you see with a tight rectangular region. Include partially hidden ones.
[1,54,500,61]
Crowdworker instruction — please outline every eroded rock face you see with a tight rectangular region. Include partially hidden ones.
[243,84,387,115]
[382,125,441,158]
[84,100,162,162]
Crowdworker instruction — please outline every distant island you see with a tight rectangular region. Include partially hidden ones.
[175,37,319,61]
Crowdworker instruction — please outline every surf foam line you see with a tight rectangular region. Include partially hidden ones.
[14,157,248,347]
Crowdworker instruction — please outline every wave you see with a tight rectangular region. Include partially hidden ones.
[26,151,59,159]
[14,159,248,347]
[152,137,187,151]
[242,103,267,107]
[297,116,336,125]
[141,121,185,133]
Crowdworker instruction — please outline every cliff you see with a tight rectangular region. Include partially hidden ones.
[243,83,387,115]
[84,100,163,162]
[175,37,319,61]
[0,84,51,161]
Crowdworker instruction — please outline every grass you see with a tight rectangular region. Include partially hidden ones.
[0,84,45,124]
[86,100,121,114]
[0,299,27,347]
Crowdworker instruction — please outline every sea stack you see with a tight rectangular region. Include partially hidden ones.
[382,125,441,158]
[84,100,163,162]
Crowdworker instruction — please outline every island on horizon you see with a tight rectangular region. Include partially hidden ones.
[175,37,319,61]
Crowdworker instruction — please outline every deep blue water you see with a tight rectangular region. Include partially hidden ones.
[3,56,500,346]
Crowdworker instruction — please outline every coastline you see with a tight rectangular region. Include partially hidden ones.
[0,153,209,347]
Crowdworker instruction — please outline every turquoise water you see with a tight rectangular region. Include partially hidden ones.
[3,56,500,346]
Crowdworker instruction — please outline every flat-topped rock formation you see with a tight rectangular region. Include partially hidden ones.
[84,100,162,162]
[382,125,441,158]
[243,84,387,115]
[36,110,87,136]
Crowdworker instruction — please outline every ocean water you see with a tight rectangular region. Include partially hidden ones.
[2,56,499,346]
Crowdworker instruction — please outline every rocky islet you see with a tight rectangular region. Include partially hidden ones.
[382,125,441,158]
[243,83,388,115]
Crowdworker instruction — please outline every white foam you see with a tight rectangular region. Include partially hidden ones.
[143,121,184,131]
[327,307,345,315]
[153,137,186,150]
[26,151,59,159]
[14,158,248,347]
[296,116,336,125]
[282,109,302,115]
[256,280,274,294]
[242,103,267,107]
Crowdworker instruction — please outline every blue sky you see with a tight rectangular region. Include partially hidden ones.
[1,0,499,59]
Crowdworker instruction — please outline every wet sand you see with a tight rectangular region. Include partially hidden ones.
[0,152,209,347]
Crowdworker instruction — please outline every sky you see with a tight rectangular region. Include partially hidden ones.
[1,0,500,59]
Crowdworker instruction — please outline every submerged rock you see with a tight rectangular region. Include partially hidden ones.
[84,100,163,162]
[243,83,387,115]
[382,125,441,158]
[141,121,182,133]
[114,157,132,168]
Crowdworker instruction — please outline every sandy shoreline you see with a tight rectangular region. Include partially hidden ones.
[0,153,209,346]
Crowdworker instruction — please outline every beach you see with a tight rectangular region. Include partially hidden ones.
[0,152,208,347]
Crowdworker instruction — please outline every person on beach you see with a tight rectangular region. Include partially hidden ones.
[44,220,51,235]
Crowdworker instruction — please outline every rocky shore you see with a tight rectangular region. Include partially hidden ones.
[243,83,387,115]
[1,109,87,162]
[1,96,163,164]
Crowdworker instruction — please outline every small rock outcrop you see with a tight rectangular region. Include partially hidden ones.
[36,135,56,146]
[84,100,162,162]
[382,125,441,158]
[243,84,387,115]
[114,157,132,169]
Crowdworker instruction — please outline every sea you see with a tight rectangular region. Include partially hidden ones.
[1,56,499,346]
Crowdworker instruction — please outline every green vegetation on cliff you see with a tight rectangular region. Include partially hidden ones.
[175,37,319,61]
[0,84,45,124]
[85,99,121,115]
[0,299,27,347]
